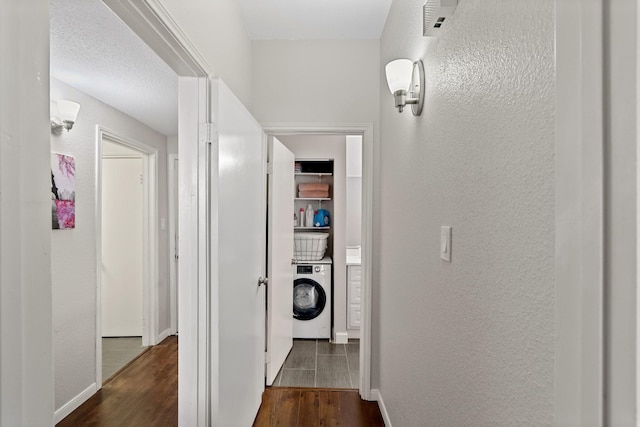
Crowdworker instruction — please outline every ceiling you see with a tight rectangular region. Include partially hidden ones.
[50,0,179,136]
[50,0,392,137]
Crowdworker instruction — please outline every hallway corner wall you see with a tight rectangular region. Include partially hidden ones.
[376,1,555,425]
[0,1,54,425]
[50,78,171,412]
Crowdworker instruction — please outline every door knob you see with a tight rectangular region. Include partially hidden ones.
[258,276,268,287]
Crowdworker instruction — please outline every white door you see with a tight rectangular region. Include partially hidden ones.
[101,156,143,336]
[211,80,267,426]
[266,137,295,385]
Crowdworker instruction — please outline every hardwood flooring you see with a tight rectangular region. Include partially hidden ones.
[56,336,177,427]
[57,336,384,427]
[253,387,385,427]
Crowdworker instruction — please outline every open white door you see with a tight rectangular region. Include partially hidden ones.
[266,137,295,385]
[210,79,267,426]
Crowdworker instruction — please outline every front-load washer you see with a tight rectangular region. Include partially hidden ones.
[293,256,332,339]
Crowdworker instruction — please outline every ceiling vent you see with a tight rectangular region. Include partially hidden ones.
[423,0,458,37]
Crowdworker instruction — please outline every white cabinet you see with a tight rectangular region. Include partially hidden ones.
[347,265,362,330]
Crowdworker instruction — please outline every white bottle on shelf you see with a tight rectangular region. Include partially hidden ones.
[305,204,314,228]
[299,208,305,227]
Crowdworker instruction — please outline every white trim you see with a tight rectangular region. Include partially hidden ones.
[157,328,172,343]
[95,126,160,389]
[54,383,98,424]
[101,0,210,77]
[555,1,604,425]
[168,153,179,335]
[334,332,348,344]
[371,389,392,427]
[262,122,374,401]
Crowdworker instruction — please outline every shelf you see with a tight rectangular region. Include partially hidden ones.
[295,172,333,177]
[295,227,330,231]
[295,198,331,201]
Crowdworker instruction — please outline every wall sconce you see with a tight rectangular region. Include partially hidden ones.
[51,100,80,134]
[385,59,424,116]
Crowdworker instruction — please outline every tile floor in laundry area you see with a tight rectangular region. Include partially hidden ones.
[102,337,147,383]
[273,339,359,389]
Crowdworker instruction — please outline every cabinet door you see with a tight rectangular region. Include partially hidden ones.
[347,266,362,329]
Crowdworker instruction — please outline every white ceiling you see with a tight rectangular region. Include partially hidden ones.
[50,0,179,136]
[49,0,392,137]
[236,0,393,40]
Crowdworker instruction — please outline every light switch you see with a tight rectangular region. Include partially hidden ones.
[440,226,452,262]
[160,218,166,231]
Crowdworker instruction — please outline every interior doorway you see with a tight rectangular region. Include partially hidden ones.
[264,126,374,399]
[96,128,159,386]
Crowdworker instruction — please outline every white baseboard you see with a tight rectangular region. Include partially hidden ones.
[54,383,98,424]
[334,331,349,344]
[371,389,392,427]
[157,328,171,343]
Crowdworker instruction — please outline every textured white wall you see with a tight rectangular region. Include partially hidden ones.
[0,1,54,425]
[377,1,555,425]
[50,78,171,411]
[278,135,348,339]
[158,0,253,109]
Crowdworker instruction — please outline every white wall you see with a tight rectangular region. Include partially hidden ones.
[50,78,171,411]
[279,135,348,339]
[158,0,253,109]
[252,40,379,125]
[377,1,555,425]
[0,1,54,425]
[346,135,362,247]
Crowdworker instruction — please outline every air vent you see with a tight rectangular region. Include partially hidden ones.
[423,0,458,37]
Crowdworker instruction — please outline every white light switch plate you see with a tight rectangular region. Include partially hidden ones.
[440,226,452,262]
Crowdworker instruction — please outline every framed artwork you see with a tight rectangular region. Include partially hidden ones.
[51,153,75,229]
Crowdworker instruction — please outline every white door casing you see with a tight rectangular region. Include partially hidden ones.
[209,79,267,426]
[94,127,159,391]
[266,136,295,385]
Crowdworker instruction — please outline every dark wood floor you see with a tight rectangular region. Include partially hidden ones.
[56,336,178,427]
[57,336,384,427]
[253,387,385,427]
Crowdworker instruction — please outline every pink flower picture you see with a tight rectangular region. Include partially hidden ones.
[51,153,76,229]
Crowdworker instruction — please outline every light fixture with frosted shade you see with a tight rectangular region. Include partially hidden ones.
[51,100,81,134]
[385,59,424,116]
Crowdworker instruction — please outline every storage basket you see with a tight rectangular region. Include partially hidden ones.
[293,232,329,261]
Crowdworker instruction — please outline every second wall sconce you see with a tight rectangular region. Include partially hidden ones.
[51,100,81,134]
[385,59,424,116]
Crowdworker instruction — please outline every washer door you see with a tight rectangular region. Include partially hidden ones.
[293,278,327,321]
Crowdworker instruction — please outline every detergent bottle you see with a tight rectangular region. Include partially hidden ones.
[305,204,314,228]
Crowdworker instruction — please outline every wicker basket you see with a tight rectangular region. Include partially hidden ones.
[293,232,329,261]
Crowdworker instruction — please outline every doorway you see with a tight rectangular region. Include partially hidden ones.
[96,128,159,386]
[264,127,373,398]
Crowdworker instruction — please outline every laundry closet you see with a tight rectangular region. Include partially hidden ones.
[265,133,362,388]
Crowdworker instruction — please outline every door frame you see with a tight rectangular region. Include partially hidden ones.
[168,153,179,335]
[262,123,374,400]
[101,1,211,425]
[95,126,159,388]
[555,0,605,424]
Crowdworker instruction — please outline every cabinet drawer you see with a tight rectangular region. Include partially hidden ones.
[348,304,361,329]
[347,266,362,304]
